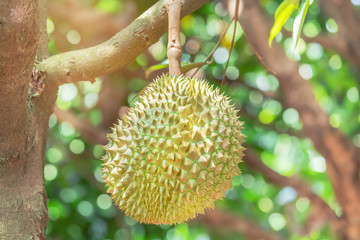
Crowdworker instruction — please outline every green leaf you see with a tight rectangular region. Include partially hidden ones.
[269,0,298,47]
[145,63,170,78]
[292,0,310,50]
[274,0,291,20]
[145,61,209,78]
[180,62,209,74]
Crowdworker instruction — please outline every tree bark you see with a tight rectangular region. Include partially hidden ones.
[0,0,50,239]
[0,121,49,239]
[0,0,39,161]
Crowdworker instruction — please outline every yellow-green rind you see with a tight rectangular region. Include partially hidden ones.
[102,74,245,225]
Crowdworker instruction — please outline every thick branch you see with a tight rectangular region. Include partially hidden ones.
[37,0,209,85]
[197,209,285,240]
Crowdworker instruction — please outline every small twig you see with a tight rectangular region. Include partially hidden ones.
[167,0,182,76]
[221,0,240,90]
[191,18,235,78]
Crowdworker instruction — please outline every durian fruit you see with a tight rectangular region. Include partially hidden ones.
[102,74,245,225]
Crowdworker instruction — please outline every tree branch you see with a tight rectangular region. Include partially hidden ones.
[37,0,209,85]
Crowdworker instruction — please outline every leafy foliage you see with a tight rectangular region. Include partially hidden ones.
[269,0,311,49]
[292,0,310,48]
[145,61,209,78]
[269,0,298,46]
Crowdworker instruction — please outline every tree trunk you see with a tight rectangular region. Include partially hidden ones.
[0,0,51,239]
[0,121,49,239]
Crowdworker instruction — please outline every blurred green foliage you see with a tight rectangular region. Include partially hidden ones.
[45,0,360,239]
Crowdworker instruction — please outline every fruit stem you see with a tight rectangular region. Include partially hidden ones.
[167,0,182,76]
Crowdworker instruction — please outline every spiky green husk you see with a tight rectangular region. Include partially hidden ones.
[102,75,245,225]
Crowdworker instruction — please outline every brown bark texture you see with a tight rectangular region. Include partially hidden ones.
[0,0,50,239]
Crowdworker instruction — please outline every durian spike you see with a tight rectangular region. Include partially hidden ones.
[101,75,246,225]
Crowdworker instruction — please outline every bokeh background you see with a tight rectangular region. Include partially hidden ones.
[44,0,360,239]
